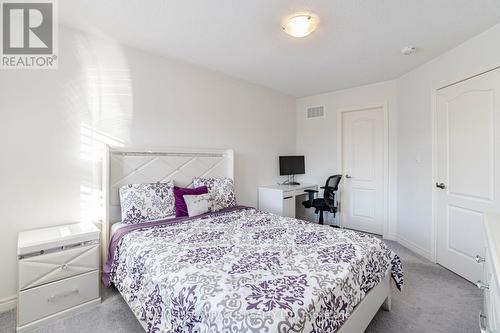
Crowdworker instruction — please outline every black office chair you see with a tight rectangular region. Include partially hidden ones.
[302,175,342,225]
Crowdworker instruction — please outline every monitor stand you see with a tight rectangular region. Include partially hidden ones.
[282,174,300,186]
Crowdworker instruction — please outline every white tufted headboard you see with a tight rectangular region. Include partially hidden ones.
[101,145,234,260]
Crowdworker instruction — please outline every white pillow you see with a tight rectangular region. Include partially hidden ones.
[183,193,211,217]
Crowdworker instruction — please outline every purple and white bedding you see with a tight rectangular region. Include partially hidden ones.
[103,207,403,333]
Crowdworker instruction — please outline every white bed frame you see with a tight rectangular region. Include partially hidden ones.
[101,146,392,333]
[338,274,392,333]
[101,145,234,261]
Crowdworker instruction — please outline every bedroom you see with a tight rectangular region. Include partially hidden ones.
[1,0,500,332]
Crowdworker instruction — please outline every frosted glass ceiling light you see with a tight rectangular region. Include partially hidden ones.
[283,13,319,38]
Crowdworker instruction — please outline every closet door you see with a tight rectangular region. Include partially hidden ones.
[436,68,500,283]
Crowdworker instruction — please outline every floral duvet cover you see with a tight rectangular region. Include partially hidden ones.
[103,206,403,333]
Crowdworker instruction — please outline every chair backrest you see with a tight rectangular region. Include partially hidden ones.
[324,174,342,208]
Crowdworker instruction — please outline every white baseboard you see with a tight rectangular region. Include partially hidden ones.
[0,295,16,313]
[362,231,433,262]
[383,233,397,241]
[397,235,433,261]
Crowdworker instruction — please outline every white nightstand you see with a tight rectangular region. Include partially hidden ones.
[17,223,101,332]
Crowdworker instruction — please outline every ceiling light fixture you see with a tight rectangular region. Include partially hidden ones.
[282,13,319,38]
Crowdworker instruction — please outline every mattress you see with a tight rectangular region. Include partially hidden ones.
[110,222,126,236]
[110,216,176,236]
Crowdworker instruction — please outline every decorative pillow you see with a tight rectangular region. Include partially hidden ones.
[119,181,175,224]
[173,185,208,217]
[192,177,237,211]
[183,193,211,217]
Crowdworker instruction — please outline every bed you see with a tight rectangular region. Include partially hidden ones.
[101,147,403,333]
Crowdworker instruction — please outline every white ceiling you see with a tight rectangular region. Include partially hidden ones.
[60,0,500,97]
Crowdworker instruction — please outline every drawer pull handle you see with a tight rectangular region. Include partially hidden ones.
[283,196,293,199]
[47,288,79,302]
[479,311,488,333]
[477,281,490,290]
[475,255,485,263]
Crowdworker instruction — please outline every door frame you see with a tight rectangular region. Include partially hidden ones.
[431,65,500,263]
[336,102,390,238]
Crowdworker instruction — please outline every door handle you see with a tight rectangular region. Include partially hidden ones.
[435,182,446,189]
[47,288,79,302]
[477,281,490,290]
[345,175,352,179]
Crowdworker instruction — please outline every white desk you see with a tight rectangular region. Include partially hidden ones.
[258,183,318,220]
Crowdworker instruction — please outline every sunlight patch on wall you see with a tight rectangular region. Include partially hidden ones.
[79,184,101,224]
[86,66,133,141]
[80,123,123,162]
[66,29,133,224]
[79,123,124,224]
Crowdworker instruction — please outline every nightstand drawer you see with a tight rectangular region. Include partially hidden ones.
[19,244,99,290]
[18,270,99,326]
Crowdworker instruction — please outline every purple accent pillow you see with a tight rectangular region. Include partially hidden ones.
[174,185,208,217]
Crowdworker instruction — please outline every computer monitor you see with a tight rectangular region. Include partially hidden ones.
[279,156,305,176]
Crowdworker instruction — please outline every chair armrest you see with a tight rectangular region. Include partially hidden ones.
[303,189,317,204]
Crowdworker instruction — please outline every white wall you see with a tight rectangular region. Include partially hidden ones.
[397,22,500,259]
[296,80,398,236]
[0,26,295,307]
[295,22,500,261]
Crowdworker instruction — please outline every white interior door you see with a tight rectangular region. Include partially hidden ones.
[436,68,500,283]
[341,107,384,235]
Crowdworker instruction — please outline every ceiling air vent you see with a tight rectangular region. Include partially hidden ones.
[307,106,325,119]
